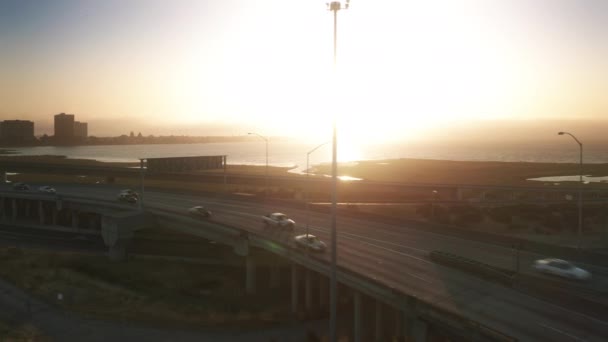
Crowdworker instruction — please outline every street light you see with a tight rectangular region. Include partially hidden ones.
[325,2,349,341]
[139,158,145,210]
[558,131,583,249]
[305,141,330,253]
[248,132,269,198]
[431,190,438,221]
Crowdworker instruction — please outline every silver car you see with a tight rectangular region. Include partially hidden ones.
[533,258,591,281]
[294,234,327,253]
[38,186,56,194]
[188,206,212,218]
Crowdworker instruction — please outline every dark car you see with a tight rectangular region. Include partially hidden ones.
[13,182,30,191]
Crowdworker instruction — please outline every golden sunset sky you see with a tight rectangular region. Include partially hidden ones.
[0,0,606,142]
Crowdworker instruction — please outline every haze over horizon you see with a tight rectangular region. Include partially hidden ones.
[1,0,607,144]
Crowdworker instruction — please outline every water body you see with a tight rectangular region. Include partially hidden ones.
[3,141,608,174]
[528,175,608,184]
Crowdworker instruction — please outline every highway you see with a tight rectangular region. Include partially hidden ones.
[4,183,608,341]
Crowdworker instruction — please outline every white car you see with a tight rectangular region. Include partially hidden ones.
[38,186,56,194]
[120,189,139,199]
[533,258,591,281]
[117,192,137,204]
[188,206,212,218]
[262,213,296,230]
[294,234,326,252]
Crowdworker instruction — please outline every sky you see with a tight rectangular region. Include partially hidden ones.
[0,0,607,143]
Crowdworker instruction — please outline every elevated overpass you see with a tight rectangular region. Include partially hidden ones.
[1,185,607,341]
[2,159,608,204]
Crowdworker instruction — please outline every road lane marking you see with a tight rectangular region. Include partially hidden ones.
[538,323,587,341]
[306,224,429,253]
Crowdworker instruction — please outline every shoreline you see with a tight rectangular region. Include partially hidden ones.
[2,154,608,186]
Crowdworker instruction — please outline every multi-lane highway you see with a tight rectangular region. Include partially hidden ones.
[5,182,608,341]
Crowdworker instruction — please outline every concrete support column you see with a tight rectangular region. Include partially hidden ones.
[456,187,464,201]
[394,309,404,340]
[291,263,298,314]
[11,199,17,222]
[72,211,79,229]
[245,256,256,295]
[354,291,362,342]
[24,201,31,217]
[52,208,58,225]
[319,274,327,309]
[108,240,129,261]
[375,300,383,342]
[410,319,428,342]
[38,201,45,225]
[0,197,5,221]
[305,269,312,311]
[269,265,280,289]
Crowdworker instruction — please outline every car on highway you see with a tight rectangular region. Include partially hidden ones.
[120,189,139,199]
[117,192,138,204]
[38,186,56,194]
[13,182,30,191]
[188,206,212,218]
[533,258,591,281]
[262,213,295,230]
[294,234,326,252]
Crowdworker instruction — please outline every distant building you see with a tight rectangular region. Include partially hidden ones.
[74,121,88,138]
[0,120,35,143]
[54,113,75,143]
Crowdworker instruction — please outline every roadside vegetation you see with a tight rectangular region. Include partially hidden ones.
[0,320,48,342]
[0,247,294,330]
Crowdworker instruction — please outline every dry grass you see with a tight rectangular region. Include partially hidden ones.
[314,158,608,186]
[0,247,291,329]
[0,321,49,342]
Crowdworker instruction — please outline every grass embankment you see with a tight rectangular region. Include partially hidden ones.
[0,247,293,330]
[0,321,48,342]
[314,158,608,186]
[0,155,139,168]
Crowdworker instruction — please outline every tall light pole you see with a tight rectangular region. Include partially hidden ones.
[139,158,145,210]
[326,1,349,341]
[248,132,269,198]
[306,141,330,253]
[558,131,583,249]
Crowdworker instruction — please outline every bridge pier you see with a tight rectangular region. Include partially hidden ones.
[375,300,384,342]
[269,264,280,289]
[245,255,256,295]
[108,240,129,261]
[101,213,142,262]
[456,187,464,201]
[354,291,362,342]
[11,199,17,222]
[410,319,428,342]
[0,197,5,221]
[38,201,45,225]
[319,274,327,309]
[52,207,58,225]
[291,263,298,315]
[305,269,312,311]
[72,211,80,229]
[394,309,404,340]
